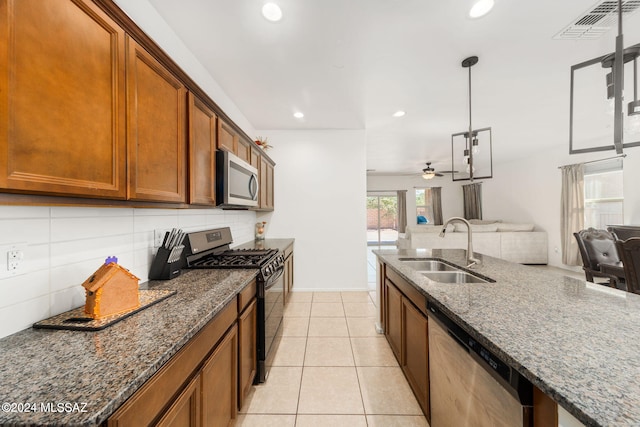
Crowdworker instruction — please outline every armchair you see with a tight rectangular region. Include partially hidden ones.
[615,237,640,294]
[574,228,625,288]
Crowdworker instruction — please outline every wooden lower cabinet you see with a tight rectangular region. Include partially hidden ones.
[107,301,238,427]
[403,298,429,417]
[283,245,294,304]
[156,374,201,427]
[384,279,403,362]
[383,270,431,421]
[201,325,238,427]
[238,299,257,409]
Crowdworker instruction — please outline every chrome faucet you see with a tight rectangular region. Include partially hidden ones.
[440,217,481,268]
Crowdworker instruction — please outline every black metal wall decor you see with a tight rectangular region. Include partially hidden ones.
[451,56,493,182]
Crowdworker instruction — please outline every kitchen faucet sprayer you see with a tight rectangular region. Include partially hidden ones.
[440,217,481,268]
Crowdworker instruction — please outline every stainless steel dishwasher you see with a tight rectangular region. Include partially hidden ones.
[427,302,533,427]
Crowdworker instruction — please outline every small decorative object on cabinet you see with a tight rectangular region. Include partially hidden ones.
[254,136,272,150]
[83,257,140,319]
[255,222,267,240]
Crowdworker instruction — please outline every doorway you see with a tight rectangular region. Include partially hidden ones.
[366,192,398,296]
[367,193,399,246]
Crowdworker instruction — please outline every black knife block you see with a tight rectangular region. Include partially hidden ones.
[149,247,183,280]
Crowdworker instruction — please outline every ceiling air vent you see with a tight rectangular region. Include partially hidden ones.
[554,0,640,40]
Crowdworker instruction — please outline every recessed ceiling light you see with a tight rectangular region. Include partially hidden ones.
[392,110,406,117]
[262,3,283,22]
[469,0,494,18]
[293,112,304,118]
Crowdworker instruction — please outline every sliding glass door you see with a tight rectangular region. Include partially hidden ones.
[367,194,398,246]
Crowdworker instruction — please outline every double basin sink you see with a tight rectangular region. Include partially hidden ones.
[399,258,494,284]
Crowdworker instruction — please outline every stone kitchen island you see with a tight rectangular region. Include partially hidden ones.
[375,247,640,427]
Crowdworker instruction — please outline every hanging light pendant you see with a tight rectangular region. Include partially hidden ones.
[451,56,493,182]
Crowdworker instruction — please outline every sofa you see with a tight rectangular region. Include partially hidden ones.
[397,221,548,264]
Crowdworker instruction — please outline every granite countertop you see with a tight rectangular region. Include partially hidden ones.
[0,268,257,426]
[375,248,640,427]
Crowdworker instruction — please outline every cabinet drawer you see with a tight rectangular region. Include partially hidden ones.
[108,300,237,426]
[386,267,427,316]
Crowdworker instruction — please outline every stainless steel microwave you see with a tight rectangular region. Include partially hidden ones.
[216,150,259,208]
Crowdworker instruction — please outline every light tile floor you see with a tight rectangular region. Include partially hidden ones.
[237,291,429,427]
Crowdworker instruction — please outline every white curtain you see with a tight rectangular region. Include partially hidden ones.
[560,164,584,266]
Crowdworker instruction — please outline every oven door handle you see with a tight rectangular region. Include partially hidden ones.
[264,265,285,291]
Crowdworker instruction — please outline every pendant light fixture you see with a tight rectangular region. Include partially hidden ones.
[451,56,493,182]
[569,0,640,154]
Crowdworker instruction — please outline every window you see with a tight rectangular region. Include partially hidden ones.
[584,159,623,229]
[415,188,433,224]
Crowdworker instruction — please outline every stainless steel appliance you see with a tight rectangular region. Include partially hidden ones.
[216,150,259,208]
[427,302,533,427]
[182,227,284,383]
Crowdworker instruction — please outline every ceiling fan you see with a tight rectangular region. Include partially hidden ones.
[421,162,451,180]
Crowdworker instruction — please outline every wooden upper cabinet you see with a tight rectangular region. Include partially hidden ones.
[249,146,260,171]
[188,93,216,205]
[236,138,250,163]
[126,36,187,203]
[217,119,238,153]
[0,0,127,199]
[258,156,274,211]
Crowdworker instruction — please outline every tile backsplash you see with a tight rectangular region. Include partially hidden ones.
[0,205,256,339]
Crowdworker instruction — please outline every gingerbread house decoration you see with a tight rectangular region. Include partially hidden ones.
[83,261,140,319]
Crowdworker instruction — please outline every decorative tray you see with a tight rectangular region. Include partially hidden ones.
[33,289,177,331]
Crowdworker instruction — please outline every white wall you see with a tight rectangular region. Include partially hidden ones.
[0,207,256,339]
[254,130,369,292]
[366,174,466,226]
[483,148,640,267]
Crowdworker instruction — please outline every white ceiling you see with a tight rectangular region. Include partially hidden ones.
[144,0,640,175]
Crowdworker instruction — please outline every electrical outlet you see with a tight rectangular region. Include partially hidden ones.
[1,243,27,278]
[7,249,23,271]
[154,229,168,248]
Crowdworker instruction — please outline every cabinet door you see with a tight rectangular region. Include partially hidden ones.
[188,93,216,205]
[126,36,187,202]
[217,118,237,153]
[201,324,238,427]
[286,253,294,296]
[250,146,260,171]
[0,0,126,199]
[402,298,429,419]
[258,157,274,211]
[236,138,250,163]
[238,299,257,409]
[385,279,403,363]
[156,373,201,427]
[265,161,274,209]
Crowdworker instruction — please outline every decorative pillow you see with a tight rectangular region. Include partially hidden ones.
[496,223,535,232]
[469,219,501,225]
[453,223,498,232]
